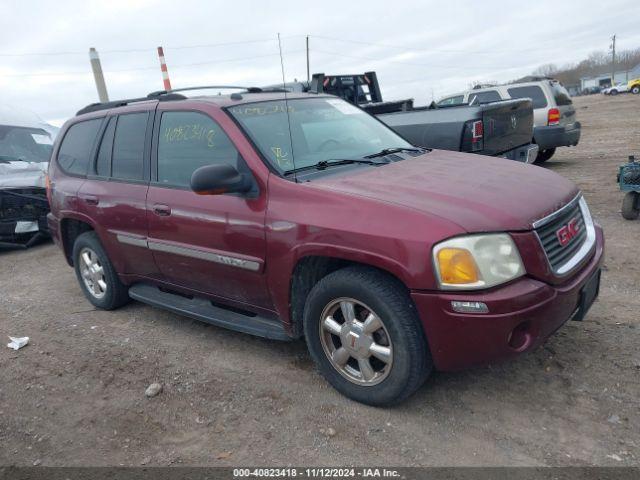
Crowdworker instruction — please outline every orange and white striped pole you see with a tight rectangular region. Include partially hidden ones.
[157,46,172,91]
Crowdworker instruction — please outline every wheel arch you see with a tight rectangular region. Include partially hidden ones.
[287,253,413,339]
[59,214,96,266]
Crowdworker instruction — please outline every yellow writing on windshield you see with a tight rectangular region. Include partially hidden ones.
[271,146,292,168]
[163,124,217,147]
[231,104,295,116]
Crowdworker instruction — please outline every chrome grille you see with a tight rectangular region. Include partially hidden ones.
[535,197,589,274]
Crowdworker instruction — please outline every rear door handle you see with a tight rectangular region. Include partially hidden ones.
[81,195,99,206]
[153,204,171,216]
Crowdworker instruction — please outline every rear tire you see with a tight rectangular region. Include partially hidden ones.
[610,89,619,96]
[631,86,640,94]
[534,147,556,164]
[303,266,432,406]
[622,192,639,220]
[72,231,130,310]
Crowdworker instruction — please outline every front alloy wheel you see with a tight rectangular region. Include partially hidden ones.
[303,266,432,406]
[320,298,393,386]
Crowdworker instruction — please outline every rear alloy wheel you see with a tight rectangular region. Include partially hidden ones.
[72,231,130,310]
[304,266,432,406]
[78,247,107,299]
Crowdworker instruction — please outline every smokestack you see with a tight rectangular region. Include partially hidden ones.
[89,48,109,102]
[157,46,172,91]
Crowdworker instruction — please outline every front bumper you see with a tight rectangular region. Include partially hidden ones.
[501,143,539,164]
[534,122,581,150]
[0,216,49,248]
[411,225,604,371]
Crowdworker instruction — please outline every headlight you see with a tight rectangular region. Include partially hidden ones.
[433,233,525,290]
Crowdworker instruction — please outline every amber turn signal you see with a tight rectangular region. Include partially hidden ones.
[436,248,480,285]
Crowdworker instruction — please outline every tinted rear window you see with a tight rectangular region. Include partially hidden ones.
[57,119,102,175]
[506,86,548,109]
[469,90,502,104]
[550,82,573,106]
[111,113,148,181]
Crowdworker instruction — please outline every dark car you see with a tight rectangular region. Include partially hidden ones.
[47,88,604,406]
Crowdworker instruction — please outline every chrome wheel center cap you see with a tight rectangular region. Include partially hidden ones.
[341,323,372,358]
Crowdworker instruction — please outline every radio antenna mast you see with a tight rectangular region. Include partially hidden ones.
[277,33,297,182]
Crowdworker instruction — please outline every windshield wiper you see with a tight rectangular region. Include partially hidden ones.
[283,158,387,176]
[364,147,424,159]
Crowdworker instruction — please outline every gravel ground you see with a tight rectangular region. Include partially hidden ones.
[1,93,639,467]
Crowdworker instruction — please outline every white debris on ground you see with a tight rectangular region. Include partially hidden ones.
[7,336,29,350]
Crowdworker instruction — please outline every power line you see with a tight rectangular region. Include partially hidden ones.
[310,49,525,71]
[0,50,306,78]
[310,34,568,56]
[0,36,305,57]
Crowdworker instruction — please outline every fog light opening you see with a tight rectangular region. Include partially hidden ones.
[508,322,532,351]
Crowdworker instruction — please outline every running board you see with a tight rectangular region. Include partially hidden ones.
[128,283,291,341]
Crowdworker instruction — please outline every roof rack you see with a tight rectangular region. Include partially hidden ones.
[76,92,187,116]
[76,85,281,116]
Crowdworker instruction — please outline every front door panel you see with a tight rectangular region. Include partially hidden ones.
[146,107,271,310]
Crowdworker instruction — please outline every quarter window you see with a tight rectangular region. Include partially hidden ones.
[111,112,148,181]
[57,119,102,176]
[157,111,239,187]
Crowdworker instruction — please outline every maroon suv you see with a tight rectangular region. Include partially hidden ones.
[47,88,603,405]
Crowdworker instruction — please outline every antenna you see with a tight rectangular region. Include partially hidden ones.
[277,33,297,182]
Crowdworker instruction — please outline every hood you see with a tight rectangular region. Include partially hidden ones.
[313,150,579,232]
[0,161,48,188]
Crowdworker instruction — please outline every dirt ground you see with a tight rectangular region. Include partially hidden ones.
[1,94,639,467]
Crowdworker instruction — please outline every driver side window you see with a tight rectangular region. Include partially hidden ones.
[157,111,239,187]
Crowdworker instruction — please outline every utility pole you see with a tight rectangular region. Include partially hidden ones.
[306,35,310,83]
[89,48,109,102]
[610,34,616,86]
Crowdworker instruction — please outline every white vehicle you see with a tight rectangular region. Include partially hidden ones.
[0,104,57,248]
[436,79,580,163]
[602,83,629,95]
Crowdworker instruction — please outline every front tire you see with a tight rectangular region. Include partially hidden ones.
[534,147,556,164]
[622,192,639,220]
[610,89,618,96]
[72,231,130,310]
[303,266,432,406]
[631,86,640,94]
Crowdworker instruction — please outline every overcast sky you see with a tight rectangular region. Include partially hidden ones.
[1,0,639,126]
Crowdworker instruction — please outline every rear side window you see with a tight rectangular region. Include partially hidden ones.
[550,82,573,106]
[157,111,239,187]
[57,119,102,175]
[96,116,116,176]
[111,113,148,181]
[506,86,548,109]
[469,90,502,104]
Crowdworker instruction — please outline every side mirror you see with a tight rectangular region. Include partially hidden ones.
[190,164,252,195]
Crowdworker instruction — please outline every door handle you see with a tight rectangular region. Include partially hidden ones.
[81,195,99,206]
[153,204,171,216]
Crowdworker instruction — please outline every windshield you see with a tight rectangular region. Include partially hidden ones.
[0,125,53,163]
[228,97,413,173]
